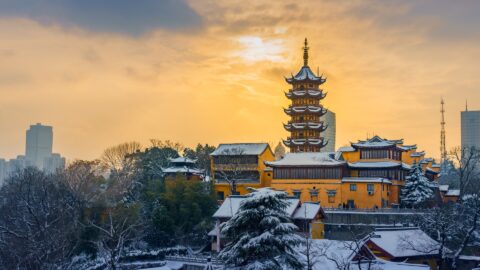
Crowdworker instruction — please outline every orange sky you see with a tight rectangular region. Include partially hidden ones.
[1,0,480,161]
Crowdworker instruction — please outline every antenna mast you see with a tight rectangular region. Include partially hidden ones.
[440,98,447,163]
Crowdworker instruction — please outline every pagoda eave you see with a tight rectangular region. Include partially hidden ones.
[283,138,327,147]
[283,122,327,131]
[285,90,327,99]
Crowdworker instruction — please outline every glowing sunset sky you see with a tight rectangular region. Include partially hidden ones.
[1,0,480,161]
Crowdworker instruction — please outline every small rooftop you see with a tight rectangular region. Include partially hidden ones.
[210,143,269,156]
[169,156,196,164]
[369,227,440,258]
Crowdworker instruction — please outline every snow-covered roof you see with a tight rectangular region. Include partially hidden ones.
[163,167,204,174]
[431,163,441,168]
[398,145,417,151]
[266,152,345,167]
[169,157,196,164]
[459,255,480,261]
[210,143,269,156]
[342,177,392,184]
[420,158,433,164]
[348,161,404,169]
[352,136,404,149]
[213,195,300,219]
[285,89,326,98]
[368,228,440,258]
[286,66,326,83]
[439,185,449,192]
[292,202,322,220]
[445,189,460,196]
[337,146,355,152]
[294,239,431,270]
[284,105,327,114]
[283,138,326,147]
[410,151,425,157]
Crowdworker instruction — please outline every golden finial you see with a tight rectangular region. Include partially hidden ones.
[303,38,309,66]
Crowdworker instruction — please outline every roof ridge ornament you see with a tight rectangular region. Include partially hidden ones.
[303,38,309,67]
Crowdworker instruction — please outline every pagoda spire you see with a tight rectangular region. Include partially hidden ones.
[303,38,309,66]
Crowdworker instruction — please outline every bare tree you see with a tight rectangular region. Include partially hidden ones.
[100,141,142,173]
[409,196,480,269]
[0,168,80,269]
[449,146,480,196]
[214,148,249,196]
[149,139,184,153]
[62,160,105,206]
[85,206,142,270]
[316,229,375,270]
[301,207,320,270]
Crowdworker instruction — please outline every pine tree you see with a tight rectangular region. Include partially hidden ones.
[218,188,304,270]
[401,162,434,208]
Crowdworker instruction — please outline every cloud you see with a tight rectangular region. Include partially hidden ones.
[0,0,202,35]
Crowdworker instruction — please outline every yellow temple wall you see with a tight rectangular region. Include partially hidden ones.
[340,182,390,209]
[342,151,360,163]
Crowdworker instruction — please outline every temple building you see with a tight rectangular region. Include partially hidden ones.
[210,143,275,200]
[163,157,204,181]
[266,136,440,208]
[283,38,329,152]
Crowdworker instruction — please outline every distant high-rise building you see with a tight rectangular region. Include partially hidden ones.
[25,123,53,169]
[44,153,66,173]
[0,158,6,185]
[320,110,336,152]
[461,110,480,149]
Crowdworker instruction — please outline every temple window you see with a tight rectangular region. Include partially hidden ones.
[350,184,357,191]
[292,189,302,198]
[367,184,374,192]
[310,189,318,201]
[327,190,336,203]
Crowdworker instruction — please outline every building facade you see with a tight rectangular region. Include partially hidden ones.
[320,110,336,152]
[211,143,275,200]
[163,156,204,181]
[266,136,439,209]
[461,110,480,149]
[26,123,53,169]
[283,39,329,152]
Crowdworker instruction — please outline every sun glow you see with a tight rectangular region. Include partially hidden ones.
[233,36,286,63]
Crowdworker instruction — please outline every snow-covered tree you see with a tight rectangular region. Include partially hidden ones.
[218,188,304,270]
[274,142,286,161]
[401,162,434,208]
[407,194,480,269]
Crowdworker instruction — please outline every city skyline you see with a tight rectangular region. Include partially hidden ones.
[1,0,480,160]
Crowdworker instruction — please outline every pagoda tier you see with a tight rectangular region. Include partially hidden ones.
[283,121,327,132]
[284,105,327,116]
[282,38,330,153]
[285,66,326,84]
[285,89,327,99]
[283,137,328,147]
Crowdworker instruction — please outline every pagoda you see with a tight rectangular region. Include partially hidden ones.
[283,38,328,152]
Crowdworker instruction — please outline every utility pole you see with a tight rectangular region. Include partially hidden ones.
[440,98,447,163]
